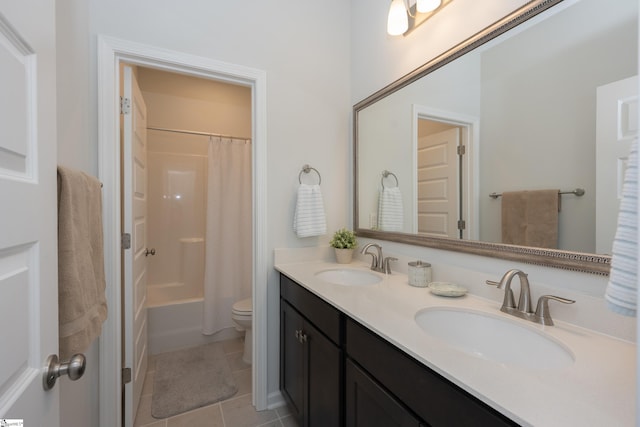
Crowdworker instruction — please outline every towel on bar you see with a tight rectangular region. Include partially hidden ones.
[605,139,638,317]
[293,184,327,237]
[378,187,403,231]
[501,189,559,248]
[57,166,108,359]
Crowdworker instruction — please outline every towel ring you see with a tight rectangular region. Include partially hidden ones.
[381,170,399,189]
[298,164,321,185]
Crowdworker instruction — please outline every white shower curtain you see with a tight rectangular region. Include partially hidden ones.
[202,137,252,335]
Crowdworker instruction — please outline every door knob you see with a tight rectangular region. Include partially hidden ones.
[145,248,156,256]
[42,353,86,391]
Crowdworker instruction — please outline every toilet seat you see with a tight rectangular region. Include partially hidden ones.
[232,297,252,316]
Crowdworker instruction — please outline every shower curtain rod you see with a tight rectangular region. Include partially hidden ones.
[147,126,251,141]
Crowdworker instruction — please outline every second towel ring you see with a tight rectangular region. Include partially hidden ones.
[298,164,321,185]
[381,170,399,189]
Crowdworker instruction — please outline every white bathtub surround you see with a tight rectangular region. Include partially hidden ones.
[275,259,636,426]
[203,137,253,335]
[147,295,241,355]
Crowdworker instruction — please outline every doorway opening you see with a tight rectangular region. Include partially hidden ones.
[97,36,268,427]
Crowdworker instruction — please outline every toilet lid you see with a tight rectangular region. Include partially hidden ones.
[232,297,252,314]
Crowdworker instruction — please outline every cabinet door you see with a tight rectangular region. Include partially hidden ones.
[281,300,305,426]
[346,359,423,427]
[305,320,342,427]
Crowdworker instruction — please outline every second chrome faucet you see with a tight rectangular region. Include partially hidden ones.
[487,269,575,326]
[360,243,397,274]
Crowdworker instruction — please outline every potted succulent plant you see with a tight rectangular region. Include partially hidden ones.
[330,228,358,264]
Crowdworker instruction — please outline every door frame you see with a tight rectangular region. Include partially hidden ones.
[97,35,268,427]
[412,105,479,240]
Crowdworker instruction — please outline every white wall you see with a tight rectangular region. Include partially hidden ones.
[56,0,351,421]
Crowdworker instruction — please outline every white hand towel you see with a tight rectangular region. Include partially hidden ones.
[605,139,638,317]
[293,184,327,237]
[378,187,403,232]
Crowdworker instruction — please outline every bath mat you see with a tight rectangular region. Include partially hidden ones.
[151,342,238,419]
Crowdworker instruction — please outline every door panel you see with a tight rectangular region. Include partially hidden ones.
[596,76,639,253]
[417,128,459,237]
[123,65,149,426]
[0,4,59,425]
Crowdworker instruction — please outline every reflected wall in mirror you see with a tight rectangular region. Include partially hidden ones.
[355,0,638,274]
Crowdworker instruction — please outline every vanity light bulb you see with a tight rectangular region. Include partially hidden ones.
[417,0,442,13]
[387,0,409,36]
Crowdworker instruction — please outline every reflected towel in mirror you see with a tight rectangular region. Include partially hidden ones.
[378,187,403,231]
[501,190,559,249]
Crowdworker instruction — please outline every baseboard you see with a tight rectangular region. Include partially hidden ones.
[266,390,286,410]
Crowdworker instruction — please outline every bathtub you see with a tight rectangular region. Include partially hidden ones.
[146,282,240,355]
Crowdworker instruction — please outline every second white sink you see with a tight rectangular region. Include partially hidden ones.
[314,268,382,286]
[414,307,574,370]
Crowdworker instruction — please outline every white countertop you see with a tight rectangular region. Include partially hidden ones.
[275,260,636,427]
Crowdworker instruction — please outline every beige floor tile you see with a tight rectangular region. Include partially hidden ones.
[141,371,154,397]
[275,404,291,418]
[279,415,299,427]
[222,337,245,354]
[227,351,251,372]
[232,368,252,396]
[134,394,158,427]
[166,403,224,427]
[256,421,284,427]
[220,394,278,427]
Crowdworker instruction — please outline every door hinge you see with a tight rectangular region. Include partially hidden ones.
[457,220,466,230]
[122,367,132,384]
[122,233,131,250]
[120,96,131,115]
[457,145,466,155]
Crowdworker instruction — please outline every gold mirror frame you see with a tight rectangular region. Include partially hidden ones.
[353,0,611,276]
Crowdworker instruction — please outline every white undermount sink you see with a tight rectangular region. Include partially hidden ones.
[414,307,574,370]
[314,268,382,286]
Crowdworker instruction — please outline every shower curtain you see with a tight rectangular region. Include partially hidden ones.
[202,137,252,335]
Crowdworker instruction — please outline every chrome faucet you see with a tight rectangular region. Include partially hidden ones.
[360,243,396,274]
[361,243,384,273]
[487,269,575,325]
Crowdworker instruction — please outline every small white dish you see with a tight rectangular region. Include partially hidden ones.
[428,282,468,297]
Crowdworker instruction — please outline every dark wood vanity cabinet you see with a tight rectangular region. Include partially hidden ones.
[280,274,343,427]
[280,273,518,427]
[345,358,424,427]
[346,318,519,427]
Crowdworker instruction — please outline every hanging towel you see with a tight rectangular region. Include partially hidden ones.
[605,139,638,317]
[378,187,403,231]
[57,166,108,359]
[293,184,327,237]
[501,189,559,248]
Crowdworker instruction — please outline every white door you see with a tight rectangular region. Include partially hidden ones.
[417,128,460,238]
[0,4,60,426]
[596,76,639,254]
[122,65,149,426]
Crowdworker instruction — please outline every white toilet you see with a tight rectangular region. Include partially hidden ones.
[231,297,253,364]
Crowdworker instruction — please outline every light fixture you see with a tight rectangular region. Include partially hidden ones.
[387,0,409,36]
[387,0,449,36]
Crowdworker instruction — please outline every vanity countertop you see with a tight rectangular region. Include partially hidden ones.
[275,260,636,427]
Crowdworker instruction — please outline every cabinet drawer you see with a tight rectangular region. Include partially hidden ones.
[346,318,518,427]
[280,274,342,345]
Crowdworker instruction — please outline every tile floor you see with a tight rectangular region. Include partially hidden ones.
[134,337,298,427]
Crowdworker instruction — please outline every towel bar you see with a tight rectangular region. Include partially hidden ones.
[489,188,585,199]
[298,164,321,185]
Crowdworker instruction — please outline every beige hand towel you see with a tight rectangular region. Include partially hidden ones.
[57,166,108,359]
[501,190,559,249]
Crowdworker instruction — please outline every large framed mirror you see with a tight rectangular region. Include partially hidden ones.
[354,0,638,275]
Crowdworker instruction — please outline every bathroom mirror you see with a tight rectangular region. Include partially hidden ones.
[354,0,638,275]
